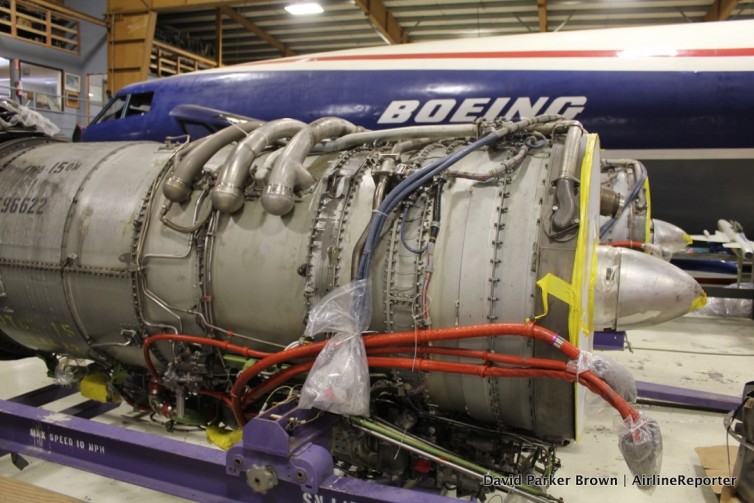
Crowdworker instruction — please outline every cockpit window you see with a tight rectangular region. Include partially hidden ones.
[125,92,154,117]
[93,91,154,124]
[97,95,127,123]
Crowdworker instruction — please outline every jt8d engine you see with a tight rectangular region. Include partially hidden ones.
[0,116,702,500]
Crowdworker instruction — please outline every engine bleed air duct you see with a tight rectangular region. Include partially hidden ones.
[0,118,703,441]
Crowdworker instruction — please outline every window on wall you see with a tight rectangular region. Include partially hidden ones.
[87,74,107,106]
[86,73,107,123]
[19,60,62,111]
[0,57,10,97]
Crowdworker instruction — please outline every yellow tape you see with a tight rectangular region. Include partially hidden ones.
[80,373,115,403]
[206,425,243,451]
[690,291,708,312]
[534,134,599,344]
[586,243,598,334]
[643,178,652,243]
[535,273,577,320]
[572,134,599,442]
[682,232,693,246]
[570,134,598,344]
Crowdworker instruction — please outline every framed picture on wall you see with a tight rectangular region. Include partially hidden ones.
[65,72,80,92]
[65,91,80,109]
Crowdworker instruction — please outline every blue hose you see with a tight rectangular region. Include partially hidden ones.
[356,114,562,280]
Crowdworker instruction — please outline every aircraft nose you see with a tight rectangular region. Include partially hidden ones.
[592,245,706,331]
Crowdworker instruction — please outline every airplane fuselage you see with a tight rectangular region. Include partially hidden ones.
[81,21,754,233]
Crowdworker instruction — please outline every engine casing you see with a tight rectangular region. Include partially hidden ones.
[0,130,601,441]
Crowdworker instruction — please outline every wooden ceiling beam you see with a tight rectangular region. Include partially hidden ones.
[537,0,548,32]
[704,0,741,20]
[107,10,157,93]
[109,0,254,15]
[353,0,410,44]
[215,8,223,65]
[219,5,294,57]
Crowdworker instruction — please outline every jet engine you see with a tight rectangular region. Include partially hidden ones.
[0,115,703,501]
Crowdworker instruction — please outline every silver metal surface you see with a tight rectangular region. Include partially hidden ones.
[0,126,703,442]
[262,118,358,216]
[212,118,306,214]
[651,218,691,253]
[593,246,705,330]
[599,159,649,243]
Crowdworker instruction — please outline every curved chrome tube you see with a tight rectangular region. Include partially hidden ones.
[261,117,359,215]
[211,118,306,213]
[163,119,264,203]
[551,124,583,232]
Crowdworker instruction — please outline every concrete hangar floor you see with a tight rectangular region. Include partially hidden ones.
[0,314,752,503]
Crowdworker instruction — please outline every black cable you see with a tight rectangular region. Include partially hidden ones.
[429,178,446,243]
[400,197,429,254]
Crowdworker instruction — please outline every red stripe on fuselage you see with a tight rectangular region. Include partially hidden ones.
[236,47,754,66]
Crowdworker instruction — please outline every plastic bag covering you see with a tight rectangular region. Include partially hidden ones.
[299,280,371,416]
[567,352,637,403]
[693,282,753,318]
[617,413,663,485]
[0,100,59,136]
[53,357,87,386]
[643,243,673,261]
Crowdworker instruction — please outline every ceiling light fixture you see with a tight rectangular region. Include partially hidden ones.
[285,2,324,15]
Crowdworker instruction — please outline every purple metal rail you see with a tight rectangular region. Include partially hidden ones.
[0,394,458,502]
[0,384,119,458]
[636,381,741,411]
[593,331,626,351]
[592,333,741,412]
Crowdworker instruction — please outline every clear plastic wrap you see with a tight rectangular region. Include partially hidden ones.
[643,243,673,261]
[15,105,59,136]
[617,413,663,485]
[692,282,752,318]
[53,357,87,386]
[0,99,59,136]
[299,280,371,416]
[567,351,637,403]
[304,279,371,337]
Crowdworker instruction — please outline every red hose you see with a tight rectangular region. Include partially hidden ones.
[243,344,574,407]
[243,360,314,406]
[198,389,234,409]
[367,346,569,370]
[602,240,645,250]
[241,351,636,422]
[140,324,637,426]
[230,323,580,423]
[143,334,270,380]
[378,356,637,420]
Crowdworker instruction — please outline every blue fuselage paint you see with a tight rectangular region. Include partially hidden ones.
[82,69,754,151]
